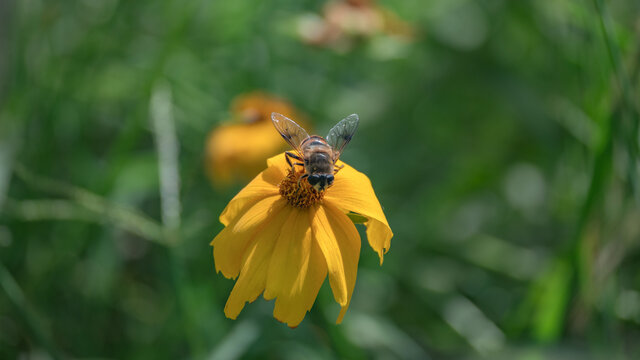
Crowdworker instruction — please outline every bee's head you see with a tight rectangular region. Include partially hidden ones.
[307,174,334,192]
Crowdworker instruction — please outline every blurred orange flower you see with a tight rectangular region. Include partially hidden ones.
[205,92,308,186]
[211,153,392,327]
[297,0,414,51]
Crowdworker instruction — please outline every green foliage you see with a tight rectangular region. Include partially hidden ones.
[1,0,640,359]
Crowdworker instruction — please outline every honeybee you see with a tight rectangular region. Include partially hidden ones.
[271,112,359,192]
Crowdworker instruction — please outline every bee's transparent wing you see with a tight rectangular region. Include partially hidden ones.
[271,112,310,154]
[326,114,359,162]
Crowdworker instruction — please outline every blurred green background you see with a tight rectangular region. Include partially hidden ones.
[2,0,640,359]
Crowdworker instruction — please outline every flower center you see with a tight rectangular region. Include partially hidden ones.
[279,169,324,208]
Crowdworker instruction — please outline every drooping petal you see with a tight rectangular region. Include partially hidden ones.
[264,208,311,300]
[323,203,361,324]
[324,162,392,264]
[311,203,361,317]
[261,208,328,327]
[211,196,285,279]
[272,240,327,327]
[223,205,293,319]
[219,164,284,226]
[311,205,347,306]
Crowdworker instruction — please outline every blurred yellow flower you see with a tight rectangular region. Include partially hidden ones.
[211,153,392,327]
[205,92,307,186]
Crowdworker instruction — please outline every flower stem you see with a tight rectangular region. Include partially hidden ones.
[0,262,63,360]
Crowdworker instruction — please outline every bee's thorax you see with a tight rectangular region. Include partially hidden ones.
[302,137,333,172]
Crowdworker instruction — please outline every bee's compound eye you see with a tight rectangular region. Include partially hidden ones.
[307,175,320,185]
[327,174,334,185]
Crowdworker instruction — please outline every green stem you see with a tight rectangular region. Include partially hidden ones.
[0,262,63,360]
[530,0,639,342]
[11,166,165,244]
[594,0,640,203]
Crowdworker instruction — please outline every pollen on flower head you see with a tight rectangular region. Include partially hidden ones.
[279,169,324,208]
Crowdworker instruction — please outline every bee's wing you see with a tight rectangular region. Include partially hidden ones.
[326,114,359,162]
[271,112,310,154]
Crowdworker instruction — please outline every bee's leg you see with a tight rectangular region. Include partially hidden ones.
[285,151,303,170]
[285,152,294,169]
[297,173,308,188]
[334,164,344,174]
[286,151,303,161]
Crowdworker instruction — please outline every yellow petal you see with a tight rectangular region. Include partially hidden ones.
[311,206,347,306]
[219,163,284,226]
[311,204,361,312]
[323,203,361,324]
[263,208,311,300]
[211,196,285,279]
[324,162,392,264]
[264,210,328,327]
[272,241,327,327]
[223,205,293,320]
[265,152,293,174]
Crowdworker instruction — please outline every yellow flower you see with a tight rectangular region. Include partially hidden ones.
[210,153,392,327]
[205,92,308,186]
